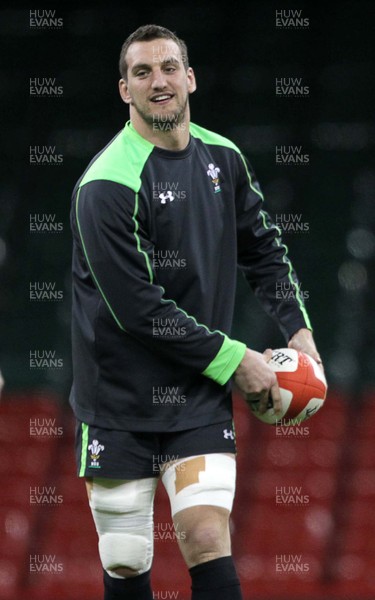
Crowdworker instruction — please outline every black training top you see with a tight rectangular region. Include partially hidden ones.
[69,121,310,432]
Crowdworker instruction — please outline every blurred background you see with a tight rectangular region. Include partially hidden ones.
[1,2,374,599]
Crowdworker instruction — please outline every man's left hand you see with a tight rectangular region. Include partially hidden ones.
[288,328,324,371]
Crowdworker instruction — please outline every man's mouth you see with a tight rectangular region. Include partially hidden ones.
[150,93,174,104]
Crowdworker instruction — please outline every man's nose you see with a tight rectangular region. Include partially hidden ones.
[151,68,167,89]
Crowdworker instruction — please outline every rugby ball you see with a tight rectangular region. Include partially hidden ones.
[249,348,327,425]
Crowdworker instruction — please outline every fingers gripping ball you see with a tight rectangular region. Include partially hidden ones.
[250,348,327,425]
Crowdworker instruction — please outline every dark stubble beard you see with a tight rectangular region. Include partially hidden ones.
[132,94,189,131]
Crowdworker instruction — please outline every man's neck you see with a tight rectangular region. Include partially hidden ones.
[129,109,191,151]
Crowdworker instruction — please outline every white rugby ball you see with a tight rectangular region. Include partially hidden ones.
[249,348,327,425]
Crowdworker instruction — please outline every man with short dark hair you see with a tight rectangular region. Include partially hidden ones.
[70,24,322,600]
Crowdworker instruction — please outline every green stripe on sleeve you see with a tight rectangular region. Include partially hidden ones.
[75,188,125,331]
[79,422,89,477]
[242,156,312,331]
[203,336,246,385]
[274,235,312,330]
[132,192,154,284]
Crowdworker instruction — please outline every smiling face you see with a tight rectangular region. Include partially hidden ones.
[119,38,196,134]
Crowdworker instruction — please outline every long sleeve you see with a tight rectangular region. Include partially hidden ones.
[235,153,311,341]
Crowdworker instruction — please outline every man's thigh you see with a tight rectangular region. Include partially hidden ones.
[160,451,236,568]
[86,476,158,577]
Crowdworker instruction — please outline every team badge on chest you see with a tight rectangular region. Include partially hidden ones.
[207,163,222,193]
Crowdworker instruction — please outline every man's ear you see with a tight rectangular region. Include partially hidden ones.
[187,67,197,94]
[119,79,132,105]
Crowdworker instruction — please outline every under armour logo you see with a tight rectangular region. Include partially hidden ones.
[223,429,234,440]
[159,191,174,204]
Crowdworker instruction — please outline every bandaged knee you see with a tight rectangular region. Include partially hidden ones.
[89,477,157,578]
[161,453,236,516]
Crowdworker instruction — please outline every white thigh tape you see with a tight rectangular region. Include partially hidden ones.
[161,453,236,517]
[89,477,156,517]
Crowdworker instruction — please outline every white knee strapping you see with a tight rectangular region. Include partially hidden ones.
[98,532,148,575]
[161,453,236,517]
[89,477,157,578]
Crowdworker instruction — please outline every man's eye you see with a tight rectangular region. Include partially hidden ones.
[165,67,176,73]
[136,71,148,77]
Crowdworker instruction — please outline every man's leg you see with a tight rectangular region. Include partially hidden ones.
[161,453,243,600]
[86,477,158,600]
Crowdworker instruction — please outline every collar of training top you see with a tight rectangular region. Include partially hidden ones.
[125,120,194,159]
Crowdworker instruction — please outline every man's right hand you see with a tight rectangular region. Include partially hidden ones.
[234,348,282,416]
